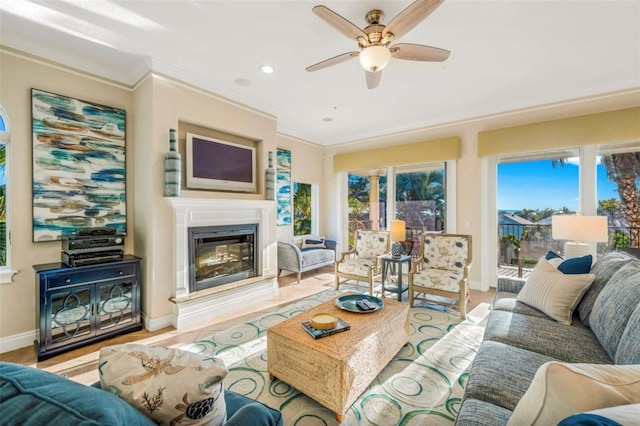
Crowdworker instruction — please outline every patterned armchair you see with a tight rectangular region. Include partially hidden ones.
[335,230,390,295]
[408,233,473,319]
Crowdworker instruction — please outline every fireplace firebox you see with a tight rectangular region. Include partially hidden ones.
[188,224,258,292]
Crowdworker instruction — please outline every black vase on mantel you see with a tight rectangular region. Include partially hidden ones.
[164,128,181,197]
[265,151,275,200]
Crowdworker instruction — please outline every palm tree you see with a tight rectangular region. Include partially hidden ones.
[293,183,312,236]
[396,170,444,230]
[601,153,640,247]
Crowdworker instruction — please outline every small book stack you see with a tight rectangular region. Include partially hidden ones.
[301,318,350,339]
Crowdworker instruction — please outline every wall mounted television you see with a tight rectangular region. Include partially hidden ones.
[186,132,257,193]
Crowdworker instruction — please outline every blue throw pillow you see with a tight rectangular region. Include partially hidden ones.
[545,251,593,274]
[546,251,562,260]
[0,362,154,426]
[557,255,593,274]
[558,413,623,426]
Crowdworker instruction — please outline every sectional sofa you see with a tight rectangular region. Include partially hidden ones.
[456,251,640,425]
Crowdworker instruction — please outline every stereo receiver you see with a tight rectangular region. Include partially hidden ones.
[62,250,124,267]
[62,235,124,251]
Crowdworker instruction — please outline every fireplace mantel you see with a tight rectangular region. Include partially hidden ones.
[166,197,277,329]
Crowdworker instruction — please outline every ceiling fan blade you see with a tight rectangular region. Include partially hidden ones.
[383,0,445,40]
[390,43,450,61]
[313,5,368,41]
[366,71,382,89]
[306,51,359,72]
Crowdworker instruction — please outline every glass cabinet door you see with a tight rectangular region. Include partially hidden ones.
[96,280,135,334]
[48,286,93,347]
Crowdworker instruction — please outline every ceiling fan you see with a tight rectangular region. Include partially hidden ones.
[306,0,450,89]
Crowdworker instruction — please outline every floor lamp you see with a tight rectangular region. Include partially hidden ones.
[551,215,608,259]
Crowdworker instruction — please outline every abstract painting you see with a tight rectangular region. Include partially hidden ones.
[31,89,126,241]
[276,148,291,226]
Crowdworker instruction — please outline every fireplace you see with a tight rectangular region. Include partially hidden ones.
[166,198,277,330]
[188,224,258,292]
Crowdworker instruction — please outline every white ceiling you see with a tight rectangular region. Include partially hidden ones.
[1,0,639,146]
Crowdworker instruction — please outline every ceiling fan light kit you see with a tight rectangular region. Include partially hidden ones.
[359,46,391,72]
[307,0,450,89]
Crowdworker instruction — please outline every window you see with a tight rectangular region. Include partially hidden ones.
[0,105,14,283]
[395,163,446,256]
[0,143,5,266]
[497,149,579,276]
[347,170,386,248]
[293,182,312,236]
[345,163,450,253]
[597,143,640,253]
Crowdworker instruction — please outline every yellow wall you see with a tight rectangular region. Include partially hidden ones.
[0,51,135,341]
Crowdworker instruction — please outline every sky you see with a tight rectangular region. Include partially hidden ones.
[498,158,618,212]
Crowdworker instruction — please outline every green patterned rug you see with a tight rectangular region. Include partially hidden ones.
[182,289,486,425]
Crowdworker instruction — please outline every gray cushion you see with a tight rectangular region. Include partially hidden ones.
[463,341,557,411]
[590,260,640,360]
[300,248,334,267]
[496,277,526,294]
[483,310,612,363]
[578,251,635,327]
[616,303,640,365]
[492,292,550,319]
[455,398,512,426]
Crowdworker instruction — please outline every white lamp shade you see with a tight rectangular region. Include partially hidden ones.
[390,220,406,242]
[359,46,391,72]
[551,215,608,242]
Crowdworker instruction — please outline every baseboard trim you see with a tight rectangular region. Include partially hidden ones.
[142,313,175,333]
[172,277,278,330]
[0,330,37,355]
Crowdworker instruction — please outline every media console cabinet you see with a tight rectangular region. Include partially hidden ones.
[33,255,142,361]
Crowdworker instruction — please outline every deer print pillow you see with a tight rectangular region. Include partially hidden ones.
[99,344,227,425]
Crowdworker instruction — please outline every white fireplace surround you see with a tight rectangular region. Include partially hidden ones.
[166,198,277,329]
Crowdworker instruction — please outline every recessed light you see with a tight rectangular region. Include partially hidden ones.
[322,117,333,122]
[234,78,251,87]
[260,65,274,74]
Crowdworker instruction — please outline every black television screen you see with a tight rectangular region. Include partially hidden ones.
[186,133,256,192]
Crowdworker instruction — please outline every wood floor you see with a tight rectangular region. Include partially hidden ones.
[0,266,495,385]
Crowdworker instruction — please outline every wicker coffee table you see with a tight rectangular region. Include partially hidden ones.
[267,293,410,421]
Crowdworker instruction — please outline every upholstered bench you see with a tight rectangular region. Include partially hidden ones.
[278,237,337,282]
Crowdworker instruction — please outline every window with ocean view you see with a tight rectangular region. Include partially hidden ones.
[496,144,640,278]
[497,149,579,276]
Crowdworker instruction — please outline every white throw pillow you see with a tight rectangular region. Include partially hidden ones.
[517,259,595,325]
[507,362,640,426]
[301,236,325,249]
[100,344,228,425]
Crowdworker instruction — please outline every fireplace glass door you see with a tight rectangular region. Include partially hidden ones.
[189,224,258,292]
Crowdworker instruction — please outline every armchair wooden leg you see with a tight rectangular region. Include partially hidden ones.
[297,272,301,283]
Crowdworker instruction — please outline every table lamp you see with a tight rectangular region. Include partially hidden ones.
[551,215,608,259]
[390,220,406,258]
